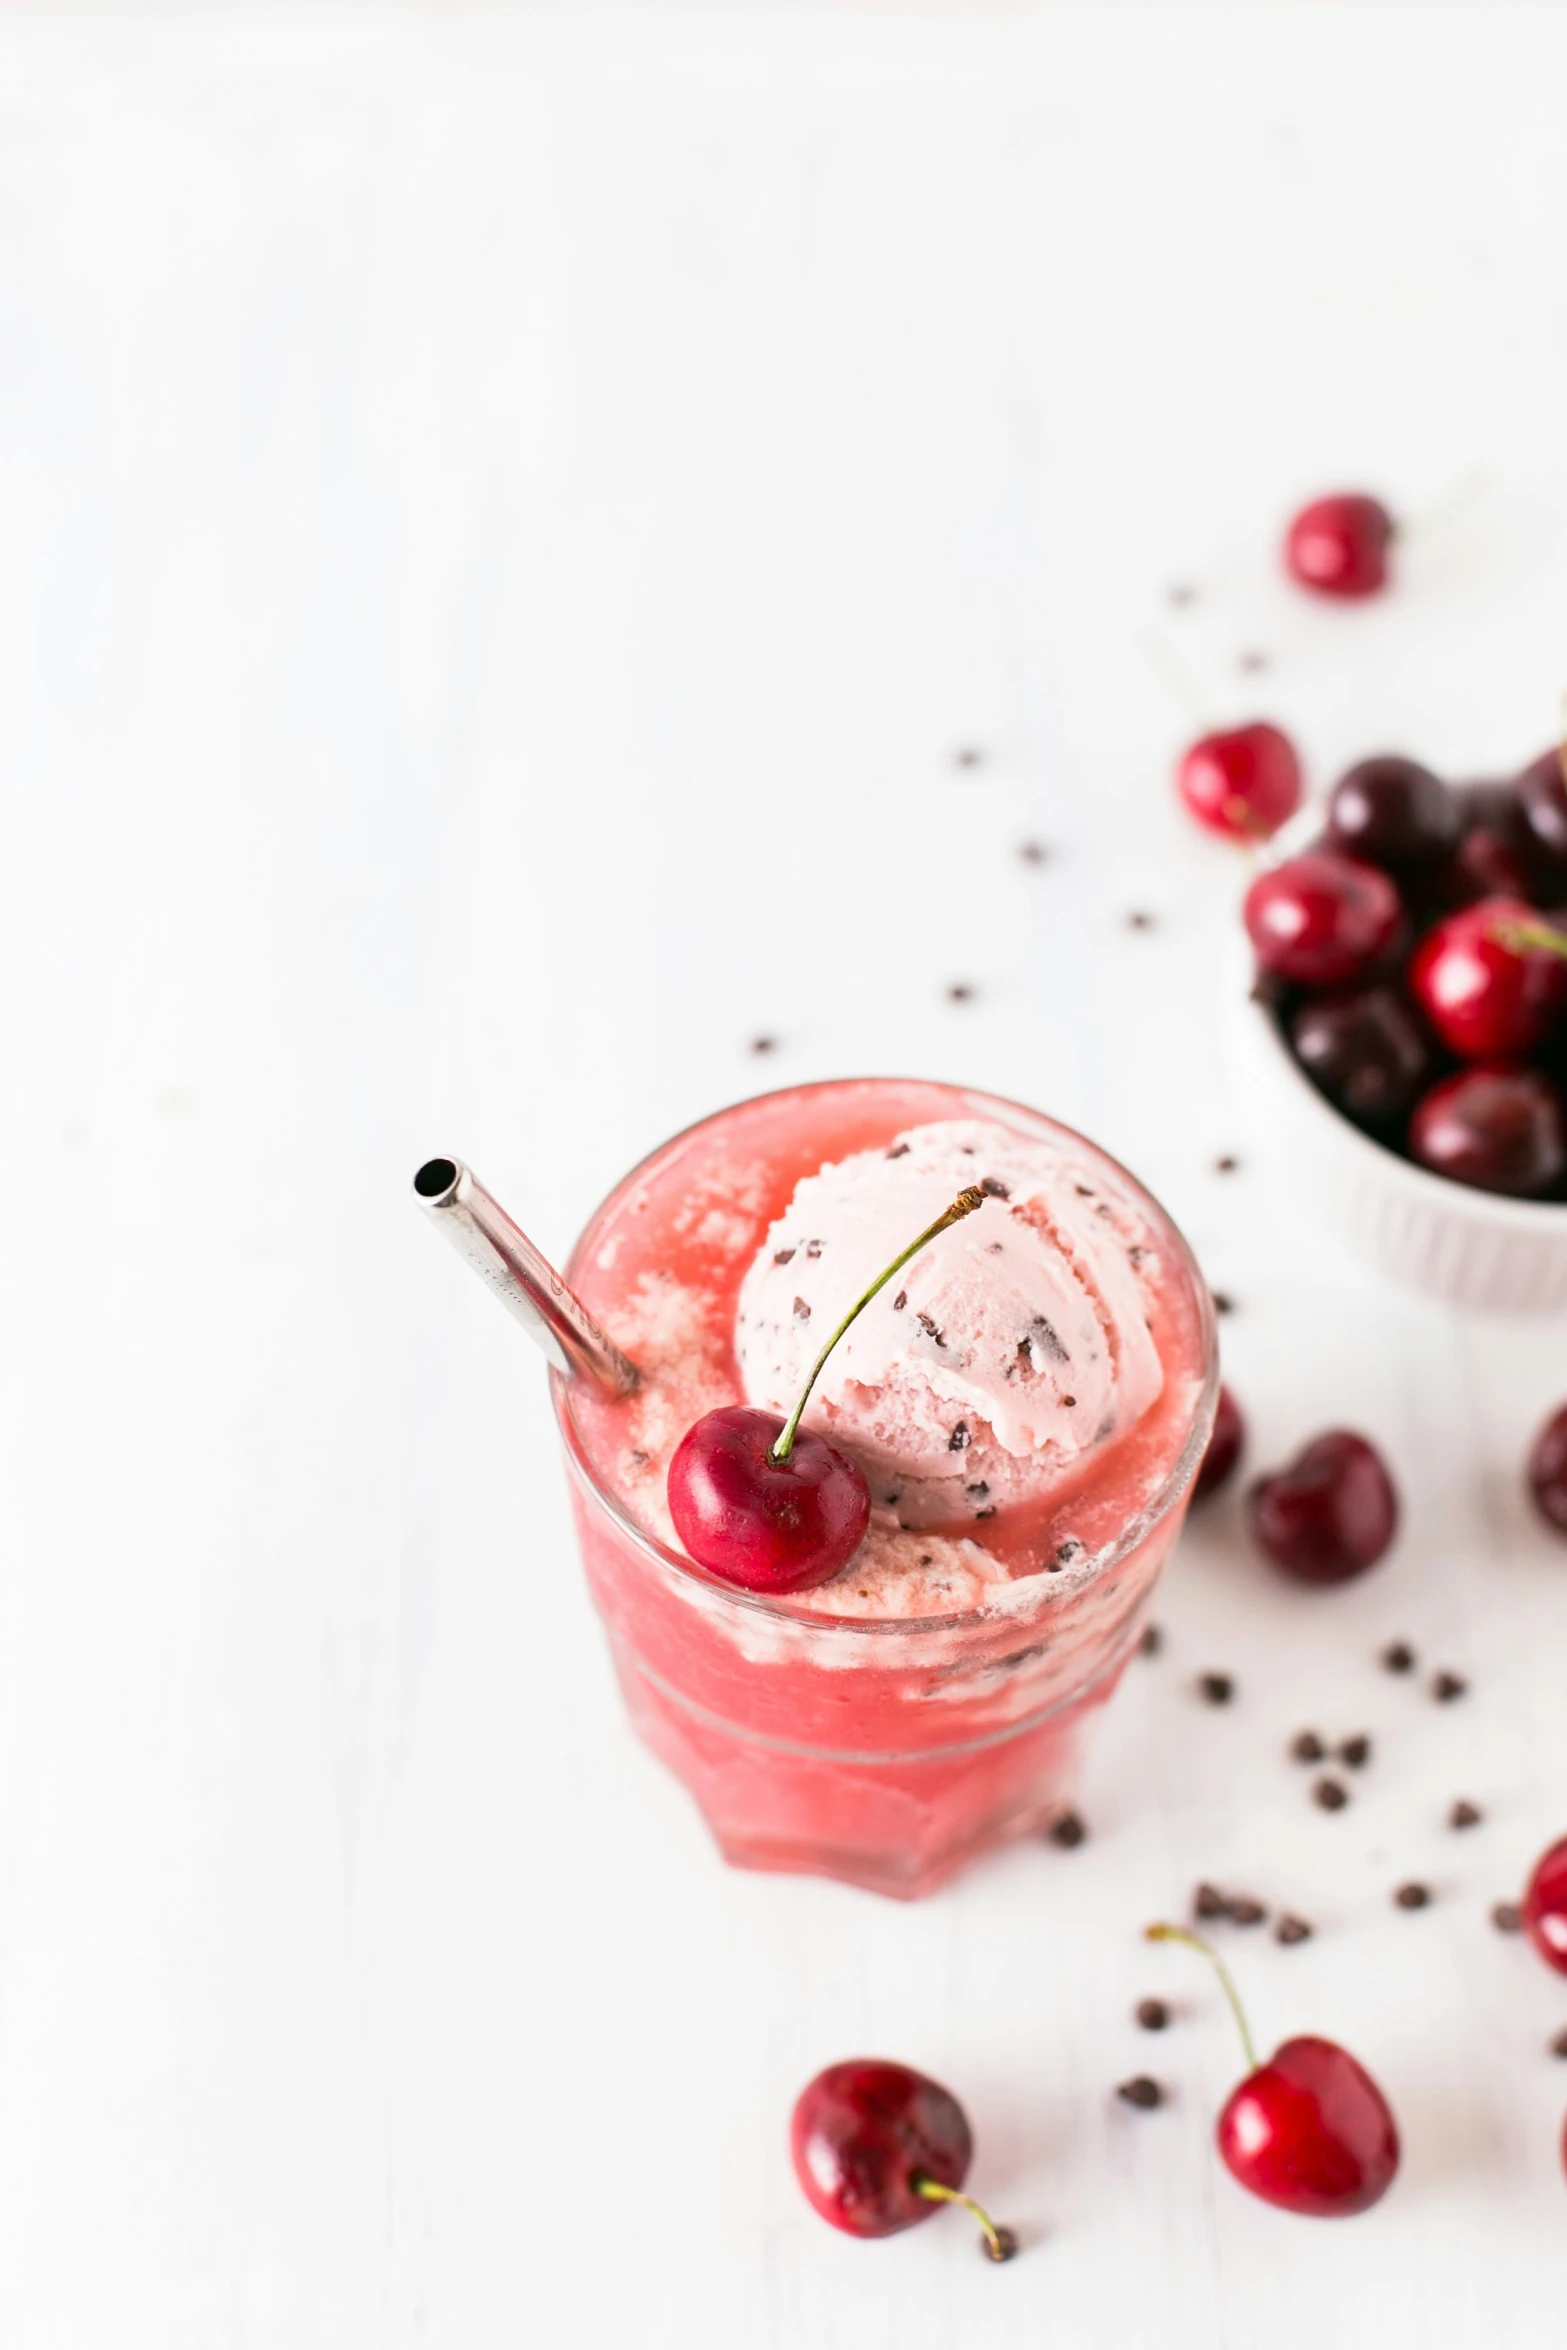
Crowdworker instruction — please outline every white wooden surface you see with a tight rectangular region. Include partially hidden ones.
[4,9,1567,2344]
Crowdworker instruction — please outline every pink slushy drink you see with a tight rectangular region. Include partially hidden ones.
[557,1078,1217,1898]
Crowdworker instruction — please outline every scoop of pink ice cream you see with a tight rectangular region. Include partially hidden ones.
[734,1120,1165,1531]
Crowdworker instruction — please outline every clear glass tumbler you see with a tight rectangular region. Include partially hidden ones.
[554,1079,1218,1900]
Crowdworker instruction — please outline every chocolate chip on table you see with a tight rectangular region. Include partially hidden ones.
[1127,910,1157,932]
[946,982,976,1004]
[1313,1777,1350,1812]
[1432,1670,1468,1703]
[1338,1734,1372,1770]
[1211,1292,1235,1316]
[1550,2028,1567,2060]
[1491,1900,1524,1934]
[749,1034,778,1054]
[1228,1896,1267,1927]
[1449,1799,1483,1831]
[1136,1998,1171,2031]
[1139,1623,1164,1659]
[1215,1154,1240,1174]
[1017,839,1050,865]
[1197,1672,1235,1706]
[1117,2076,1164,2110]
[1381,1639,1417,1674]
[1049,1811,1087,1849]
[953,746,985,770]
[1291,1729,1327,1764]
[1394,1882,1432,1911]
[1275,1913,1314,1946]
[1194,1883,1230,1921]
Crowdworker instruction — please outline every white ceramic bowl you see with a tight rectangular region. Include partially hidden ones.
[1229,825,1567,1313]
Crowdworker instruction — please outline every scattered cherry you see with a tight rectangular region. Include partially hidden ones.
[1244,852,1402,987]
[1327,756,1457,877]
[1177,723,1303,842]
[1288,985,1434,1128]
[1408,1065,1567,1198]
[1524,1838,1567,1978]
[1193,1384,1245,1502]
[668,1187,984,1593]
[1409,897,1567,1060]
[1283,493,1395,601]
[1529,1404,1567,1536]
[1247,1431,1398,1585]
[1147,1925,1399,2216]
[789,2060,1017,2260]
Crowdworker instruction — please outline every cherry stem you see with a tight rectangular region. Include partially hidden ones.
[1497,920,1567,963]
[912,2174,1017,2262]
[1145,1923,1260,2073]
[769,1186,986,1462]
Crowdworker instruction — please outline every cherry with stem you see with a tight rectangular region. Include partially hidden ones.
[1146,1923,1400,2217]
[667,1187,987,1594]
[789,2058,1018,2262]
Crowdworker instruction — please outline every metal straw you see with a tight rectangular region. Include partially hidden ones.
[412,1156,640,1397]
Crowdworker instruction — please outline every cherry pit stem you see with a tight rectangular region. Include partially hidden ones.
[1146,1923,1260,2073]
[912,2175,1018,2262]
[769,1186,986,1462]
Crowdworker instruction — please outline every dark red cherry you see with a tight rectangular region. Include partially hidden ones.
[1523,1837,1567,1977]
[1529,1404,1567,1536]
[1408,1066,1567,1198]
[1326,756,1457,877]
[1177,724,1303,842]
[1518,748,1567,868]
[1288,984,1435,1128]
[1194,1385,1245,1502]
[1409,897,1567,1060]
[1448,823,1536,906]
[1438,778,1567,909]
[667,1406,870,1594]
[1283,494,1395,600]
[1244,852,1402,986]
[790,2061,1016,2259]
[1247,1431,1398,1584]
[1148,1926,1399,2218]
[1217,2037,1400,2217]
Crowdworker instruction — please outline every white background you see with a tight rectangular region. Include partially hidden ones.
[4,7,1567,2345]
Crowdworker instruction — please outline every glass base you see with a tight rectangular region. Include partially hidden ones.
[612,1642,1115,1901]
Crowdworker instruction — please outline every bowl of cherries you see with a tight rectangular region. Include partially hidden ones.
[1236,747,1567,1310]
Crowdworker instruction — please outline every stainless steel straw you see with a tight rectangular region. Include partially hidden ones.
[412,1156,641,1397]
